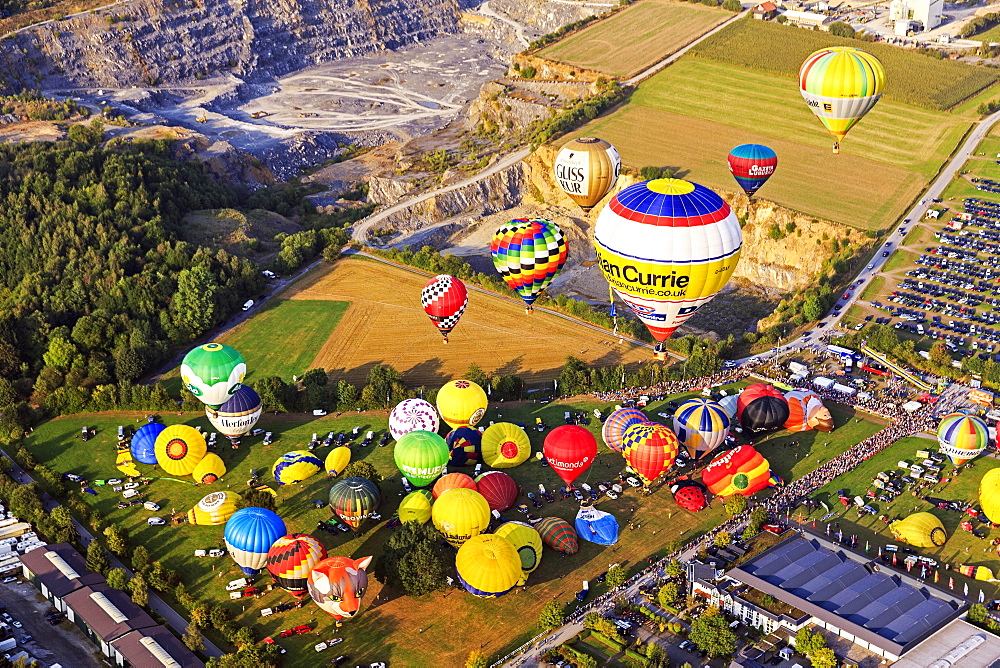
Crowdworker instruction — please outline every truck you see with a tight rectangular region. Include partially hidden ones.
[242,299,255,311]
[575,581,589,602]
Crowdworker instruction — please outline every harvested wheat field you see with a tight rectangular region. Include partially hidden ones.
[290,255,653,385]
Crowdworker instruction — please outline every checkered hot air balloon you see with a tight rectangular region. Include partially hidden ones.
[621,423,679,486]
[491,219,568,313]
[421,274,468,343]
[602,408,649,453]
[266,533,328,598]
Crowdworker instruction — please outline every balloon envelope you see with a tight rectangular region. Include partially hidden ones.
[728,144,777,198]
[456,534,522,598]
[446,427,482,467]
[394,430,450,487]
[574,507,619,546]
[272,450,323,485]
[206,385,262,439]
[717,394,738,419]
[421,274,468,340]
[325,446,351,477]
[224,507,287,576]
[433,472,477,499]
[437,379,488,429]
[702,445,771,497]
[154,425,207,476]
[398,489,434,524]
[784,389,830,433]
[308,555,372,620]
[938,413,989,465]
[554,136,621,210]
[475,471,518,512]
[495,521,542,585]
[594,178,742,342]
[621,423,679,485]
[180,342,246,408]
[890,512,947,548]
[981,468,1000,523]
[543,425,597,487]
[738,384,789,433]
[602,408,648,453]
[491,219,568,308]
[130,422,165,465]
[432,487,491,547]
[389,398,440,441]
[480,422,531,468]
[673,398,730,460]
[266,534,327,598]
[192,453,226,484]
[329,477,381,530]
[188,491,240,526]
[799,47,886,152]
[671,480,709,512]
[535,517,579,555]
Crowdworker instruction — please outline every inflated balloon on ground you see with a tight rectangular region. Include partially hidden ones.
[436,379,488,429]
[456,534,522,598]
[495,521,542,585]
[937,413,989,466]
[389,398,440,441]
[188,491,240,526]
[673,398,729,460]
[602,408,648,453]
[394,430,449,487]
[890,512,947,548]
[446,427,482,467]
[154,425,207,476]
[480,422,531,468]
[475,471,518,512]
[784,389,832,433]
[432,472,477,499]
[272,451,323,485]
[543,425,597,487]
[621,422,679,485]
[670,480,708,512]
[205,385,262,439]
[329,477,381,530]
[192,453,226,484]
[130,422,165,465]
[325,447,351,477]
[575,507,619,546]
[224,507,287,576]
[702,445,771,497]
[398,490,434,525]
[737,384,789,432]
[981,468,1000,523]
[266,534,328,598]
[535,517,579,555]
[432,487,491,547]
[308,556,372,620]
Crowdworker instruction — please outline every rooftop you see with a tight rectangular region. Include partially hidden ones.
[111,626,203,668]
[63,583,157,642]
[892,618,1000,668]
[19,543,104,599]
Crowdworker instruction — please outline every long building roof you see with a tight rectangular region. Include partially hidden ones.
[18,543,104,599]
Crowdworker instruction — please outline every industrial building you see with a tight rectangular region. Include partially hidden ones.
[889,0,943,32]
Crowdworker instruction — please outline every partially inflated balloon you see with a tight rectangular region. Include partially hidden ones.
[224,507,287,576]
[180,342,246,409]
[389,398,439,441]
[491,219,568,310]
[671,480,708,512]
[206,385,262,439]
[433,472,477,499]
[266,534,327,598]
[673,398,729,460]
[308,556,372,620]
[329,477,381,530]
[495,521,542,585]
[272,451,323,485]
[594,179,742,343]
[938,413,989,466]
[188,491,240,526]
[602,408,648,453]
[717,394,738,419]
[421,274,468,342]
[574,507,619,546]
[394,430,449,487]
[325,447,351,477]
[890,512,946,548]
[981,468,1000,523]
[154,425,207,476]
[192,453,226,484]
[554,137,621,211]
[737,384,789,433]
[456,534,522,598]
[437,380,488,429]
[784,389,829,433]
[535,517,578,555]
[398,489,434,524]
[480,422,531,468]
[130,422,165,465]
[543,425,597,487]
[728,144,777,198]
[446,427,482,467]
[621,423,679,485]
[799,47,886,153]
[702,445,770,497]
[475,471,518,512]
[432,488,491,547]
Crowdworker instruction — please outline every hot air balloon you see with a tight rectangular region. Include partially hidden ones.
[421,274,468,343]
[543,425,597,487]
[670,480,708,512]
[272,450,323,485]
[937,413,989,466]
[398,489,434,524]
[456,534,522,598]
[437,379,488,429]
[192,453,226,484]
[433,472,477,499]
[958,565,999,582]
[717,394,738,419]
[475,471,518,512]
[480,422,531,468]
[601,408,648,453]
[266,534,328,598]
[535,517,579,555]
[491,219,568,313]
[495,521,542,586]
[224,507,287,576]
[980,469,1000,523]
[890,512,947,548]
[308,556,372,620]
[784,389,833,433]
[799,47,886,154]
[329,477,381,531]
[432,487,491,547]
[446,427,482,467]
[188,491,240,526]
[180,342,246,409]
[394,430,450,487]
[727,144,777,199]
[673,398,730,460]
[574,507,619,546]
[389,398,440,441]
[594,179,742,349]
[621,423,679,485]
[325,446,351,478]
[553,137,621,212]
[737,384,789,433]
[702,445,771,497]
[206,385,262,440]
[130,422,165,466]
[154,425,207,477]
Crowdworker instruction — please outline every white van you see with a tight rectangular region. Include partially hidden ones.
[143,501,160,511]
[242,299,255,311]
[122,489,139,499]
[226,578,249,591]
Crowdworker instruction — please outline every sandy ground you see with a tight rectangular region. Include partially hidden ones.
[0,578,102,667]
[287,257,653,386]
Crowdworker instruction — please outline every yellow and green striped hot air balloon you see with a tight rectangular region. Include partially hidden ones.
[799,47,886,154]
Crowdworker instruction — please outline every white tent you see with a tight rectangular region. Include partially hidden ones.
[832,383,857,395]
[813,376,835,389]
[901,401,923,413]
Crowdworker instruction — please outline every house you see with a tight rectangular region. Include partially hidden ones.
[752,2,777,19]
[19,543,104,611]
[63,583,158,662]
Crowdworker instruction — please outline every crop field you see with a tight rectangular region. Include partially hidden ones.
[572,57,969,229]
[23,390,886,666]
[689,18,1000,111]
[536,0,728,79]
[288,257,653,386]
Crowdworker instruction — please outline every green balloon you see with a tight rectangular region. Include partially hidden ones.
[394,430,449,487]
[180,343,247,409]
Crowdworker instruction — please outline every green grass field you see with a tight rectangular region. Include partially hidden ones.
[21,388,887,666]
[884,249,918,273]
[536,0,728,78]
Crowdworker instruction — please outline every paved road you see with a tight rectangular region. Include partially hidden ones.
[0,451,223,659]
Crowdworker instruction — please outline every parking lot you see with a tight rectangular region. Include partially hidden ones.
[0,577,101,667]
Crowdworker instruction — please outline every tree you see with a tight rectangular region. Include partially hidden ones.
[722,0,742,10]
[190,604,212,628]
[574,654,598,668]
[688,606,737,657]
[724,495,747,516]
[929,341,952,369]
[538,601,565,629]
[131,545,151,573]
[103,525,129,556]
[714,531,732,548]
[336,380,359,410]
[465,650,489,668]
[645,642,667,667]
[372,523,452,596]
[464,363,489,388]
[129,572,149,607]
[810,647,838,668]
[606,564,627,588]
[183,622,205,652]
[106,567,129,590]
[341,461,383,485]
[803,295,824,322]
[43,336,77,369]
[794,627,826,655]
[236,487,278,513]
[828,21,855,38]
[172,265,219,335]
[748,506,769,533]
[969,603,989,624]
[231,626,256,648]
[85,541,109,575]
[664,559,684,578]
[584,611,621,640]
[658,583,679,608]
[210,605,232,630]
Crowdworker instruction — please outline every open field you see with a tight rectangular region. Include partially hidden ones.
[536,0,728,79]
[22,388,886,666]
[288,257,654,386]
[573,57,968,229]
[883,249,917,273]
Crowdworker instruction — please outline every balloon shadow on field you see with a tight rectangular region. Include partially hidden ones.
[401,357,445,387]
[493,356,525,377]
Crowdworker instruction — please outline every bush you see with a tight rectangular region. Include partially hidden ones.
[723,0,742,10]
[828,21,855,38]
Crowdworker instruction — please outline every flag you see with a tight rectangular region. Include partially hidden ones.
[865,540,870,553]
[980,589,986,604]
[837,530,843,542]
[878,546,883,558]
[949,577,954,590]
[964,582,969,598]
[935,570,940,583]
[812,520,816,530]
[826,524,831,536]
[892,552,898,566]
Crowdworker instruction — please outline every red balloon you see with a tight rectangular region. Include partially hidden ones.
[421,275,468,342]
[475,471,518,511]
[736,383,785,421]
[621,423,679,485]
[543,425,597,487]
[670,480,708,512]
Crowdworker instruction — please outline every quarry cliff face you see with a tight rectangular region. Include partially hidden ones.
[0,0,466,88]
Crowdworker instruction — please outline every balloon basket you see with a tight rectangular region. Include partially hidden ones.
[653,351,667,361]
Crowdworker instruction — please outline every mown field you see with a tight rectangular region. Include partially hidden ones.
[689,17,1000,111]
[573,56,970,229]
[536,0,729,78]
[23,390,886,666]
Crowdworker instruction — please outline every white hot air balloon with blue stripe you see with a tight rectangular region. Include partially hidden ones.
[673,398,730,460]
